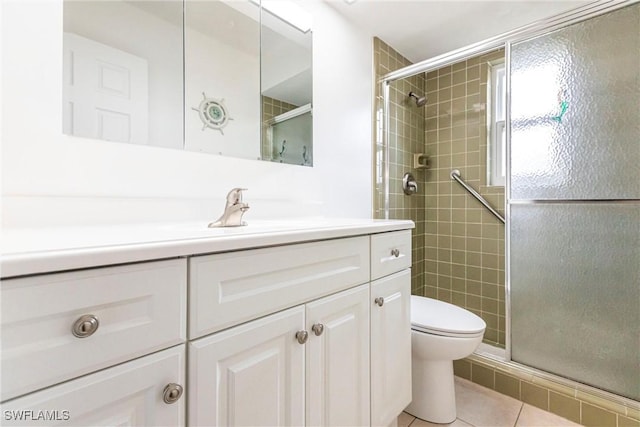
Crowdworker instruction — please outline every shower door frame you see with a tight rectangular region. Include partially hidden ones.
[377,0,636,361]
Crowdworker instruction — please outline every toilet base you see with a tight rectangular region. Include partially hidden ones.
[404,358,456,424]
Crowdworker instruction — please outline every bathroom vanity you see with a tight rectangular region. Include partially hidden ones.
[0,219,413,426]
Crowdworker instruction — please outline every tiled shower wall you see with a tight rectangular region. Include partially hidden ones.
[373,37,426,294]
[423,49,506,347]
[374,38,506,345]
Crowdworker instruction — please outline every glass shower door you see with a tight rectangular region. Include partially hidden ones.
[509,3,640,400]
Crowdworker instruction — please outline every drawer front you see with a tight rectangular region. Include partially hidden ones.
[0,345,186,427]
[370,230,412,280]
[189,236,369,338]
[1,259,186,401]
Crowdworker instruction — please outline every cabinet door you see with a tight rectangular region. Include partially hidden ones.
[188,306,305,427]
[0,345,185,427]
[370,269,412,426]
[306,284,370,426]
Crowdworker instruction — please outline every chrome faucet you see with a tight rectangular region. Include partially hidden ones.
[208,188,249,228]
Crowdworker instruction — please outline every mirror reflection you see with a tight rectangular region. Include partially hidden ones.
[184,1,261,159]
[62,0,313,166]
[63,0,183,148]
[260,1,313,166]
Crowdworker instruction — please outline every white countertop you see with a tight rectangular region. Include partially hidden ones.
[1,218,414,278]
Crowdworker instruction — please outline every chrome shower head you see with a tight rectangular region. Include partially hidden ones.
[409,91,427,107]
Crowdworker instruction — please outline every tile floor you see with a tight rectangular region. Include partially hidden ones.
[399,377,582,427]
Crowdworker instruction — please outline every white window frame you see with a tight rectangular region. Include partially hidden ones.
[488,60,506,187]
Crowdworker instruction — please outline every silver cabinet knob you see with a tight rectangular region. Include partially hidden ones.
[391,249,400,257]
[163,383,183,404]
[311,323,324,336]
[295,330,309,344]
[72,314,99,338]
[374,297,385,307]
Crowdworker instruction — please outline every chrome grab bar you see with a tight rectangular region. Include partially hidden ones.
[450,169,505,224]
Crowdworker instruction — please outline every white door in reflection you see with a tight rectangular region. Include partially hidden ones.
[63,32,148,144]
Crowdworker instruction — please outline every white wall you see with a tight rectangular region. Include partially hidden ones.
[1,0,373,228]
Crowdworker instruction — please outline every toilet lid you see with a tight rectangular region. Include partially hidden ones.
[411,295,486,337]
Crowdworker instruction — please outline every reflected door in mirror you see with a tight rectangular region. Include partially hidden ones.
[63,33,149,144]
[63,0,183,149]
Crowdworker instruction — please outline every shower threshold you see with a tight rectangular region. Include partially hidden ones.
[475,342,506,361]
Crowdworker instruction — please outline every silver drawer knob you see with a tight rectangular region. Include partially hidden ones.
[311,323,324,336]
[374,297,385,307]
[163,383,183,404]
[72,314,99,338]
[391,248,400,257]
[295,330,309,344]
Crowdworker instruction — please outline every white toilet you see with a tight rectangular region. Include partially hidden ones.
[405,295,486,424]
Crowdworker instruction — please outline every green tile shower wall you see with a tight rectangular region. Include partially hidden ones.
[373,37,426,294]
[374,40,507,341]
[423,50,506,347]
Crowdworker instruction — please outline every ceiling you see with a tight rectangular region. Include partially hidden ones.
[326,0,593,63]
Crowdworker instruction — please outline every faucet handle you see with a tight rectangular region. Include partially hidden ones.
[226,188,248,205]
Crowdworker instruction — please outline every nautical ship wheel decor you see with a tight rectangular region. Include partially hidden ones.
[192,92,233,134]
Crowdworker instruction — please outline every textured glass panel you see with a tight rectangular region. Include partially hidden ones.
[510,203,640,400]
[510,4,640,200]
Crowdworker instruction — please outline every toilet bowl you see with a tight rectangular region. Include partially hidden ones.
[405,295,486,424]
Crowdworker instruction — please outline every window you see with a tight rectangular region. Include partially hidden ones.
[488,61,506,186]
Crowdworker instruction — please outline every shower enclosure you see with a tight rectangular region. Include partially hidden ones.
[376,0,639,404]
[509,4,639,401]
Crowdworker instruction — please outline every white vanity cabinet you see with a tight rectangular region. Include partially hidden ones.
[0,221,413,427]
[189,284,371,427]
[188,231,410,427]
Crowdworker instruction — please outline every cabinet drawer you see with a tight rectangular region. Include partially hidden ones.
[189,236,369,338]
[370,230,412,280]
[0,345,186,427]
[0,259,186,401]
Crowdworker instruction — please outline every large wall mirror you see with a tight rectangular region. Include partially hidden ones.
[62,0,313,167]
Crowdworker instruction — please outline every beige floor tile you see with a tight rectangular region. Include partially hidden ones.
[516,404,583,427]
[455,377,523,427]
[398,412,416,427]
[411,417,473,427]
